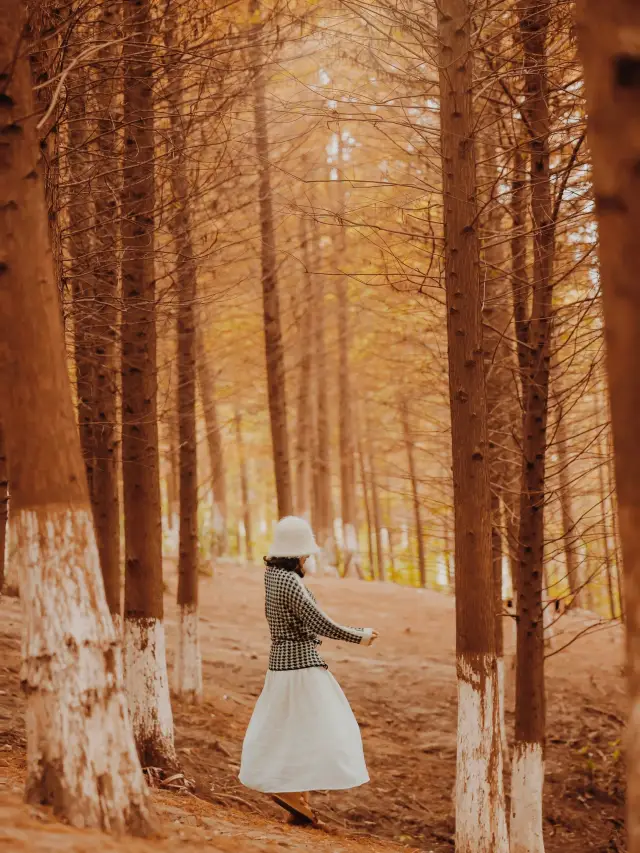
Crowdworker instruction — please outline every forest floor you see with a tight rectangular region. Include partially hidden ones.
[0,561,627,852]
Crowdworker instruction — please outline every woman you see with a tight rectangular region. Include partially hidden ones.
[239,515,378,824]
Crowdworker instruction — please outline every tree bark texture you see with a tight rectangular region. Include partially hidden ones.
[436,2,508,849]
[334,149,359,575]
[367,419,384,583]
[0,5,151,828]
[512,3,553,850]
[554,400,581,605]
[574,0,640,815]
[89,0,122,621]
[164,0,202,702]
[250,6,292,518]
[295,215,314,520]
[196,313,228,554]
[67,66,97,500]
[312,253,334,567]
[401,398,426,587]
[235,410,253,562]
[121,0,176,767]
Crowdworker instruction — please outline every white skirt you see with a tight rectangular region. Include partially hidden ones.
[239,667,369,793]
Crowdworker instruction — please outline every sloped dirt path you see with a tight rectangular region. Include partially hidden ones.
[0,561,626,851]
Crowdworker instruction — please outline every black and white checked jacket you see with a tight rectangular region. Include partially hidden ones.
[265,566,373,671]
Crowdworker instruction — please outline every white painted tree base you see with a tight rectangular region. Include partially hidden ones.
[511,741,545,853]
[456,654,509,853]
[125,616,177,768]
[17,508,151,832]
[497,656,507,760]
[174,605,203,702]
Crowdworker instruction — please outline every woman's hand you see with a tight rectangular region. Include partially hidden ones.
[370,630,379,643]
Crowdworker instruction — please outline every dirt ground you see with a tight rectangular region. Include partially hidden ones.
[0,562,627,852]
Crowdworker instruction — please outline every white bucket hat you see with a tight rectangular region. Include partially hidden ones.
[268,516,320,558]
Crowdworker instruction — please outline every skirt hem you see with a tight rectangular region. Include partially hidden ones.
[240,776,370,794]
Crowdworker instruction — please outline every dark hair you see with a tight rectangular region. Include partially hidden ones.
[264,556,304,578]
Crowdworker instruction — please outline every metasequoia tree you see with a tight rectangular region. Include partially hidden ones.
[511,1,553,847]
[401,398,426,587]
[311,224,334,568]
[67,56,97,498]
[249,0,292,518]
[0,0,150,828]
[294,214,314,520]
[234,409,254,561]
[89,0,122,623]
[366,415,384,582]
[196,308,228,554]
[164,0,202,702]
[121,0,176,765]
[334,139,360,575]
[436,1,508,849]
[478,111,513,758]
[553,383,582,606]
[577,7,640,846]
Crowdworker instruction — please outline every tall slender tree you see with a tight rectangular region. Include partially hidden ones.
[235,410,254,563]
[511,3,553,848]
[437,1,508,849]
[90,0,122,624]
[312,245,334,569]
[0,1,150,827]
[554,392,582,606]
[250,0,292,518]
[401,398,426,586]
[196,312,228,554]
[164,0,202,702]
[121,0,176,766]
[67,59,97,498]
[576,4,640,849]
[334,138,359,575]
[295,214,314,519]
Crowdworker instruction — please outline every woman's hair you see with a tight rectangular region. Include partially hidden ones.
[264,556,304,577]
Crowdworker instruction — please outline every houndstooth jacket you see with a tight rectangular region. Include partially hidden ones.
[264,566,373,671]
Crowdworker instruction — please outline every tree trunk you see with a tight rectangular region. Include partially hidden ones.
[335,149,359,575]
[0,5,151,827]
[555,403,581,605]
[437,2,508,849]
[250,4,292,518]
[0,425,7,594]
[510,142,530,390]
[27,3,65,301]
[401,398,426,587]
[235,411,253,563]
[592,387,616,619]
[512,3,553,849]
[312,251,334,569]
[479,121,513,763]
[91,0,122,623]
[385,482,396,582]
[608,429,624,622]
[121,0,176,767]
[196,310,228,554]
[67,67,96,499]
[367,420,384,582]
[295,215,314,519]
[165,0,202,702]
[357,427,375,580]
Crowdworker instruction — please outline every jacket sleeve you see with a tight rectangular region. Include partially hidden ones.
[285,574,373,645]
